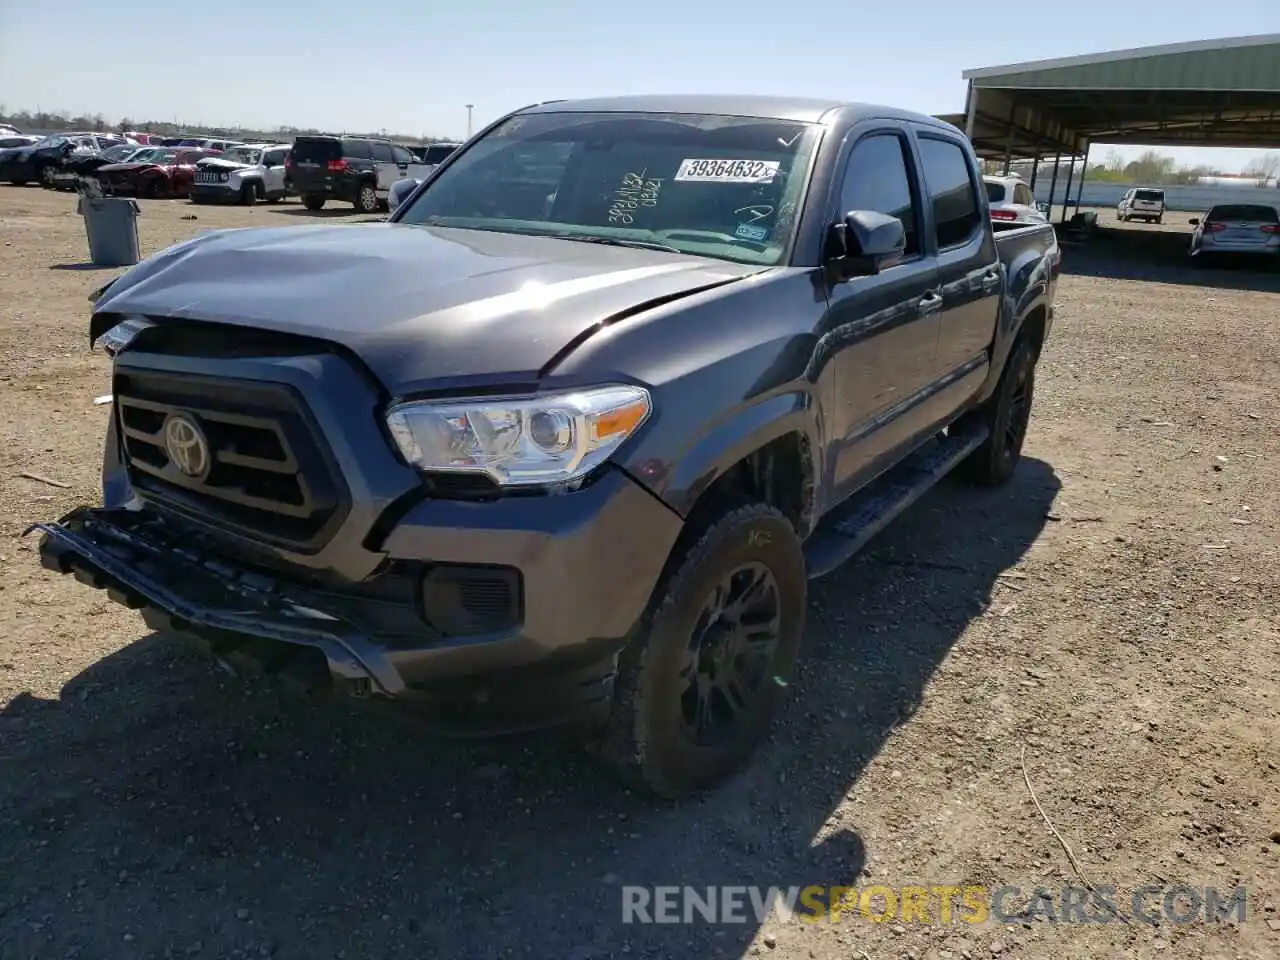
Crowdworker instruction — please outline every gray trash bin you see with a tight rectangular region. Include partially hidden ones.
[77,197,141,267]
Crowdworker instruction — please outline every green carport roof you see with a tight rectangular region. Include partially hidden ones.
[937,34,1280,159]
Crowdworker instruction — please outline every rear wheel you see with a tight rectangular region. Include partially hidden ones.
[302,193,326,211]
[958,335,1037,487]
[586,503,807,798]
[353,182,379,214]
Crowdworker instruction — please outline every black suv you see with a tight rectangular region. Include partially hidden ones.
[288,135,430,213]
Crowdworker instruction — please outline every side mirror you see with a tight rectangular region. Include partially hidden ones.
[1035,201,1049,214]
[1188,218,1200,226]
[827,210,906,280]
[388,177,422,213]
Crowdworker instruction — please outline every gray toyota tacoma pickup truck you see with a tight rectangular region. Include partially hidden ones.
[33,95,1059,797]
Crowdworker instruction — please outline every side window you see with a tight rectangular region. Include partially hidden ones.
[391,145,415,164]
[345,140,373,161]
[1014,184,1034,206]
[263,149,286,167]
[371,142,395,163]
[917,137,981,249]
[838,133,920,257]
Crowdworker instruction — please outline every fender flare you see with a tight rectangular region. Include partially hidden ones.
[661,391,820,522]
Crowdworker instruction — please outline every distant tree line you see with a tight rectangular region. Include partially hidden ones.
[0,106,455,146]
[1086,149,1280,186]
[982,148,1280,187]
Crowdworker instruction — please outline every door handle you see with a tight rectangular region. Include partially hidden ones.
[917,291,943,316]
[981,271,1001,291]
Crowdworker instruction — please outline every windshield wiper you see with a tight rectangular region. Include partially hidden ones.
[553,235,684,254]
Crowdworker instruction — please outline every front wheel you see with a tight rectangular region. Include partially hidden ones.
[239,182,256,205]
[958,335,1037,487]
[40,165,57,188]
[586,503,807,798]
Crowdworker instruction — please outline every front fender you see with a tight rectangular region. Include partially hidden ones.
[656,390,818,520]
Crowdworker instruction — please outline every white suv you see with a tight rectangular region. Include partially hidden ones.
[1117,187,1165,224]
[189,143,291,205]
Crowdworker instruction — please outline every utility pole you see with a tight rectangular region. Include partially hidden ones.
[466,104,474,139]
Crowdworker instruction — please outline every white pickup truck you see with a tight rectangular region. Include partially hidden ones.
[189,143,292,205]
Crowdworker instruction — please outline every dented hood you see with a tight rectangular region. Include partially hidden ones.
[93,223,758,394]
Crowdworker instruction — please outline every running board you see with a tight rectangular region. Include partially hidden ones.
[803,420,989,580]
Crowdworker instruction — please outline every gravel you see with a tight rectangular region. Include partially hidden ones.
[1,191,1277,960]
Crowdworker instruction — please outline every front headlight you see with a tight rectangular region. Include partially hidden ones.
[386,385,651,487]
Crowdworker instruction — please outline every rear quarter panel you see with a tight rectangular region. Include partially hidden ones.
[976,222,1058,403]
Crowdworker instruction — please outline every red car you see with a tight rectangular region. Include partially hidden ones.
[95,147,221,198]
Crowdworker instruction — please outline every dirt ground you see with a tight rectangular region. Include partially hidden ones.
[1,189,1277,960]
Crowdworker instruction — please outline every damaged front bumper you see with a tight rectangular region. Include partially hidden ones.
[29,506,632,732]
[31,507,407,697]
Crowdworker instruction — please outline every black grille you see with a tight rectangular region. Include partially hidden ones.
[114,368,349,552]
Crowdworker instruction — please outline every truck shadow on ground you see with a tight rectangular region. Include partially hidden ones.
[1,459,1059,960]
[1059,225,1280,293]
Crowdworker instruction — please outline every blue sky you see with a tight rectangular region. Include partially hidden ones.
[1,2,1276,171]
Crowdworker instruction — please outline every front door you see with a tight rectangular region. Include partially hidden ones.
[261,148,288,195]
[822,129,941,505]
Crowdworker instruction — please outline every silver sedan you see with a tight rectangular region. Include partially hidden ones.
[1189,203,1280,262]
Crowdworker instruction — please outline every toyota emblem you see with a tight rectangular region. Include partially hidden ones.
[163,413,211,480]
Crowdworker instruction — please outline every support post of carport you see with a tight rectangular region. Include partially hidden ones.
[1073,141,1091,211]
[1059,139,1078,225]
[1046,151,1062,220]
[1002,101,1017,175]
[1029,146,1041,190]
[964,81,977,140]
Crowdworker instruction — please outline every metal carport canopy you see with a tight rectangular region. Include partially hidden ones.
[937,34,1280,160]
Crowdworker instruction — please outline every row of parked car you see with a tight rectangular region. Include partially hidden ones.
[0,128,462,212]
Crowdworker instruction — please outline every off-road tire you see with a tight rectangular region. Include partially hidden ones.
[958,335,1037,487]
[239,182,256,205]
[302,193,326,211]
[586,503,807,798]
[353,182,379,214]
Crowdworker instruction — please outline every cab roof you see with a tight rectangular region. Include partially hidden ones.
[520,94,955,131]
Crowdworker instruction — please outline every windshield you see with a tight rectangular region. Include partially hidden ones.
[35,136,68,149]
[226,147,263,164]
[396,111,822,266]
[984,181,1007,203]
[103,144,135,161]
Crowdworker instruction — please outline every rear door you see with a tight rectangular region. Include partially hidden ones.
[822,127,941,499]
[914,130,1001,380]
[289,136,341,192]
